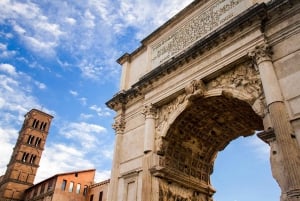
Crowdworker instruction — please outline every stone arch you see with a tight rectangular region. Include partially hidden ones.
[154,92,264,200]
[155,61,266,155]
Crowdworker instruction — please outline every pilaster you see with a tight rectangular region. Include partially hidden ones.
[108,117,125,201]
[141,104,157,201]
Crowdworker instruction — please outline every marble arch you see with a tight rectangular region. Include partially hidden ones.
[106,0,300,201]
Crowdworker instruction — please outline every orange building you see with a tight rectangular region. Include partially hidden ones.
[87,179,110,201]
[24,169,96,201]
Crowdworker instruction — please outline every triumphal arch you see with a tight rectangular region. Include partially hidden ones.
[106,0,300,200]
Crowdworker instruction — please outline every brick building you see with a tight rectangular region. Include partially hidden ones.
[24,169,97,201]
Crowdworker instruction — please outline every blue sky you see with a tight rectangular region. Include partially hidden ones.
[0,0,280,200]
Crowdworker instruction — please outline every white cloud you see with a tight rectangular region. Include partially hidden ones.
[95,170,111,183]
[80,113,94,120]
[0,63,17,76]
[90,105,112,117]
[35,143,95,183]
[59,121,107,149]
[34,81,47,89]
[0,43,16,58]
[69,90,78,96]
[65,17,76,25]
[0,127,18,175]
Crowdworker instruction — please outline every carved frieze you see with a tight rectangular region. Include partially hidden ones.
[159,179,212,201]
[151,0,250,67]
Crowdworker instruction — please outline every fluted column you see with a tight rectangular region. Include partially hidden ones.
[141,104,157,201]
[107,117,125,201]
[142,104,156,153]
[249,43,300,201]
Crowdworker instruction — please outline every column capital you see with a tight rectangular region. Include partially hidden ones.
[248,43,273,65]
[113,117,125,134]
[142,104,157,118]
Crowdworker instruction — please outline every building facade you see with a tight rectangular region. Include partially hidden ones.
[106,0,300,201]
[87,179,110,201]
[24,169,96,201]
[0,109,53,201]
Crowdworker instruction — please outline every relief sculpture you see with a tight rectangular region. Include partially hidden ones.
[159,180,210,201]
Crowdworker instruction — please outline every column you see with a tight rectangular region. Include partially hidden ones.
[107,117,125,201]
[141,104,156,201]
[249,43,300,201]
[142,104,156,153]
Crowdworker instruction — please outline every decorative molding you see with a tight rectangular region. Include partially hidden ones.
[185,79,206,101]
[248,43,273,65]
[142,104,157,118]
[112,117,126,134]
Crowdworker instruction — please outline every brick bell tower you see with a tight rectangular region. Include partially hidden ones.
[0,109,53,201]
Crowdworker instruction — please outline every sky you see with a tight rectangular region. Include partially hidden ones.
[0,0,280,200]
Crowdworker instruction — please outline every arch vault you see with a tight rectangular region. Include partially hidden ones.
[106,0,300,200]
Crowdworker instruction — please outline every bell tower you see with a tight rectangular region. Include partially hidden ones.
[0,109,53,201]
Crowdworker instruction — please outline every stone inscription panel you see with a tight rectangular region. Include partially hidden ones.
[151,0,252,68]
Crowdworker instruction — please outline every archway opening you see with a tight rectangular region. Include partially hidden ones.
[211,135,280,201]
[158,95,266,200]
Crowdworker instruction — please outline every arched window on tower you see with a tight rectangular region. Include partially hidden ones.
[32,119,40,128]
[35,120,39,128]
[43,123,47,131]
[27,135,35,145]
[40,122,44,130]
[29,155,36,164]
[22,152,29,162]
[35,137,41,147]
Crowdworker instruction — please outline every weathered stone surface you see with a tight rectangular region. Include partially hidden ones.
[107,0,300,200]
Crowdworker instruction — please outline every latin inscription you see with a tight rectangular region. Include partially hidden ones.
[151,0,252,67]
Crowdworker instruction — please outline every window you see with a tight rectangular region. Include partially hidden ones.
[83,185,88,196]
[27,135,34,144]
[40,122,44,130]
[69,181,74,192]
[35,137,41,147]
[22,152,29,162]
[43,123,47,130]
[90,194,94,201]
[61,180,67,191]
[48,179,53,191]
[29,155,36,164]
[99,191,103,201]
[75,172,78,177]
[76,183,81,194]
[32,119,39,128]
[40,183,45,194]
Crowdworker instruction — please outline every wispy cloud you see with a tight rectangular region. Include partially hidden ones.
[90,105,112,117]
[59,121,107,149]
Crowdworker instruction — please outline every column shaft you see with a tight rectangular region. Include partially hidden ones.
[249,43,300,200]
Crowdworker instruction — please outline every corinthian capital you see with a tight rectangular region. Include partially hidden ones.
[248,43,273,65]
[113,117,125,134]
[142,104,156,118]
